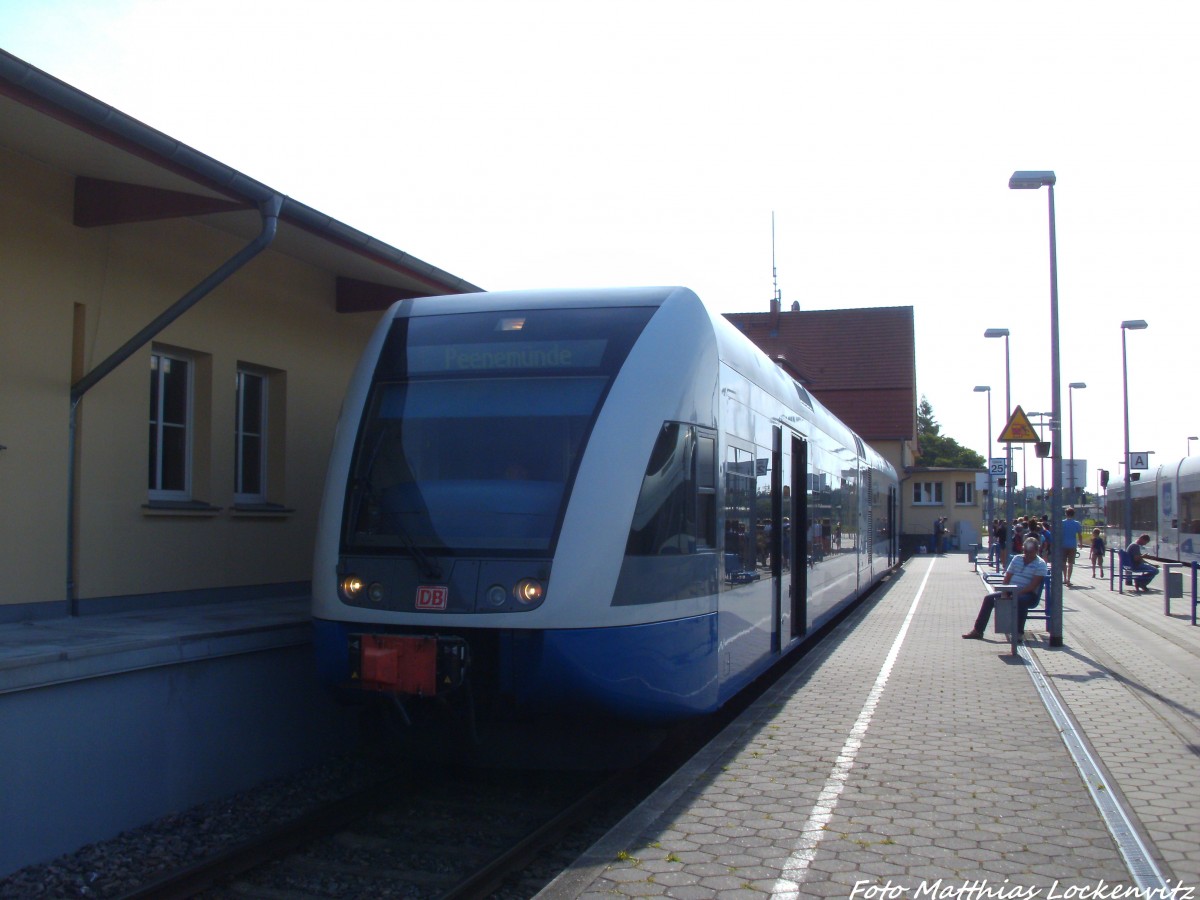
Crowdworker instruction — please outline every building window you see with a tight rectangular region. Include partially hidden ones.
[235,368,267,503]
[955,481,975,504]
[912,482,943,505]
[149,351,192,500]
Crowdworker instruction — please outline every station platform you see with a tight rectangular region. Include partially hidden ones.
[0,595,355,877]
[538,554,1200,898]
[0,595,311,694]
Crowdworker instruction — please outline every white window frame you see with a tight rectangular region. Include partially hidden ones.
[149,351,193,501]
[235,368,268,504]
[912,481,944,505]
[955,481,975,505]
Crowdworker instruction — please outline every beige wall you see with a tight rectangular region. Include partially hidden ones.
[903,470,984,547]
[0,145,378,607]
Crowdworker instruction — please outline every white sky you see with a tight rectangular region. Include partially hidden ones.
[3,0,1196,489]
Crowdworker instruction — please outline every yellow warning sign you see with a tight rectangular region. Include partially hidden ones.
[998,405,1040,443]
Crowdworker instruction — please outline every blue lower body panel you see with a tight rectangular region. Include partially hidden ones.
[314,614,722,723]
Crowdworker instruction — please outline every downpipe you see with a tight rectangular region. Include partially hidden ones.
[66,195,283,615]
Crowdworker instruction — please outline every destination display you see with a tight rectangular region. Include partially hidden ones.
[407,340,608,374]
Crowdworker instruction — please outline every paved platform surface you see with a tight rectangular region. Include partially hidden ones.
[538,554,1200,899]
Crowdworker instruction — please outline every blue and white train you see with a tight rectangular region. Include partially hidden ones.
[1105,456,1200,564]
[312,287,899,726]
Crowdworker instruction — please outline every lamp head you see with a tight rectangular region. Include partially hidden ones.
[1069,382,1087,390]
[1121,319,1149,331]
[984,328,1010,339]
[1009,170,1056,189]
[973,385,990,393]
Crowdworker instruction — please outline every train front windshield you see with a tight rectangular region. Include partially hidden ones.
[342,306,654,556]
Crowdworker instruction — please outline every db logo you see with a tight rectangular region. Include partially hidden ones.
[415,586,448,610]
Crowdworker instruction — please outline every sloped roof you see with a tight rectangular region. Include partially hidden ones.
[723,306,916,441]
[0,49,482,303]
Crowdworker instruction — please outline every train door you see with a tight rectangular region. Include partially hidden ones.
[888,486,898,566]
[864,468,874,567]
[770,427,783,651]
[1158,461,1179,559]
[771,427,806,650]
[788,431,808,640]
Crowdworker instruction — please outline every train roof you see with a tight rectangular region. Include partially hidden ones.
[387,286,895,476]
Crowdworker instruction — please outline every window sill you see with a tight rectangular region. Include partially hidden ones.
[231,503,295,519]
[143,500,223,517]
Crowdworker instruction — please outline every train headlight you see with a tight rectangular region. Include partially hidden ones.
[485,584,508,608]
[367,582,385,603]
[515,578,544,605]
[340,575,364,600]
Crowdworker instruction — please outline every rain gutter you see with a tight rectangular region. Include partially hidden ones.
[67,195,282,615]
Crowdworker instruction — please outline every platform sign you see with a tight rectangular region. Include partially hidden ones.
[1061,459,1087,489]
[998,406,1039,443]
[1128,451,1150,471]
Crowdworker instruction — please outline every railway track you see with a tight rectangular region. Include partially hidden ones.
[108,584,887,900]
[115,761,649,900]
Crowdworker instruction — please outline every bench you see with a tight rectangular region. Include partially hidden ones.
[978,569,1047,656]
[1162,560,1200,625]
[1109,548,1136,594]
[969,542,1003,575]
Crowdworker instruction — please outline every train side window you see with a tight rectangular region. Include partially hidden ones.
[696,431,716,548]
[625,423,703,556]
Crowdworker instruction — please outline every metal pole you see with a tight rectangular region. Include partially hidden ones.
[987,395,993,555]
[1004,335,1012,559]
[1047,184,1064,647]
[1069,390,1076,500]
[1122,326,1132,549]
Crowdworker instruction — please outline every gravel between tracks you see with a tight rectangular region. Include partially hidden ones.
[0,753,395,899]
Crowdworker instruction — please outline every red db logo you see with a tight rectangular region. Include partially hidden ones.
[415,586,448,610]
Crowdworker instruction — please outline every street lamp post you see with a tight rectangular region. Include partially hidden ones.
[1189,436,1198,457]
[1068,382,1087,502]
[974,385,993,563]
[984,328,1011,560]
[1121,319,1149,548]
[1009,169,1063,647]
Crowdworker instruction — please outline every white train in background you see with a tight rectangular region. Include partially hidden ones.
[1106,456,1200,564]
[312,286,899,729]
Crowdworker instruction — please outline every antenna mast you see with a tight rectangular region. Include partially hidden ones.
[771,211,782,311]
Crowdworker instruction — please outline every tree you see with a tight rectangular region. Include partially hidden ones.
[917,396,985,468]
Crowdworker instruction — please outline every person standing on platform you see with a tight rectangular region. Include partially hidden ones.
[1060,507,1084,587]
[1090,528,1106,578]
[962,537,1047,640]
[1127,534,1159,592]
[933,517,944,555]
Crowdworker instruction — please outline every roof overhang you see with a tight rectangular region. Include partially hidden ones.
[0,50,482,309]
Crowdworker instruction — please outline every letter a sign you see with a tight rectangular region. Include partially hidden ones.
[998,405,1039,443]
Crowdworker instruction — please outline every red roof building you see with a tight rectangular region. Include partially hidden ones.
[723,303,919,477]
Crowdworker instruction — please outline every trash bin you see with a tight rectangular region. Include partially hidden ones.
[992,591,1018,635]
[1167,571,1184,599]
[968,544,979,564]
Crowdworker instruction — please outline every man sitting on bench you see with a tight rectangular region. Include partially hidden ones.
[963,536,1047,639]
[1127,533,1159,592]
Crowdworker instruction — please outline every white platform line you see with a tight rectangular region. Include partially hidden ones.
[771,558,934,899]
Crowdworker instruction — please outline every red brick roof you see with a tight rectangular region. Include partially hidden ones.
[723,306,916,441]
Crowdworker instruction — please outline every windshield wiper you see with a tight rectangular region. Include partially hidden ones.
[396,524,442,579]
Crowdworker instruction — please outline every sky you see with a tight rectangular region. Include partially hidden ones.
[2,0,1196,491]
